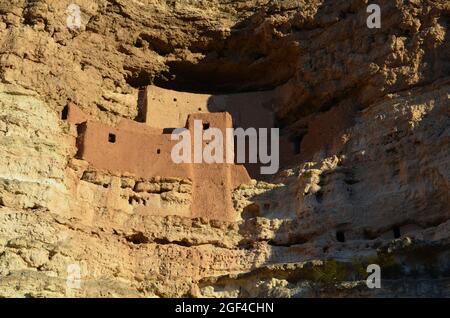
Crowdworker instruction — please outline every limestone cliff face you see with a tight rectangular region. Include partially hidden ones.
[0,0,449,297]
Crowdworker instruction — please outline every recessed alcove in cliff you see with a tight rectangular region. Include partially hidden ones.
[64,81,307,222]
[138,85,306,180]
[131,45,297,96]
[126,9,300,96]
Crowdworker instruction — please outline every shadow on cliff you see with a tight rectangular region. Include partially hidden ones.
[152,8,300,94]
[418,9,450,86]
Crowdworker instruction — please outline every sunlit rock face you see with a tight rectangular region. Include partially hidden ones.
[0,0,449,297]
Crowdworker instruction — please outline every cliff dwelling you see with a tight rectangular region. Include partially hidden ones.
[65,86,300,222]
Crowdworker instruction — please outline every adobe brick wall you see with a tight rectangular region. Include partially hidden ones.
[144,86,297,179]
[76,120,193,179]
[66,103,251,221]
[145,85,275,130]
[65,83,304,220]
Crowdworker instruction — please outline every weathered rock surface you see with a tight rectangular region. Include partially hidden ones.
[0,0,449,297]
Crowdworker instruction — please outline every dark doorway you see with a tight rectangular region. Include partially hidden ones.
[336,231,346,243]
[393,226,401,239]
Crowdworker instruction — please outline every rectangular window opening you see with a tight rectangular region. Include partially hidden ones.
[108,133,116,143]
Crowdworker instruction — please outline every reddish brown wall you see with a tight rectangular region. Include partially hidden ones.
[67,104,251,221]
[145,85,275,130]
[65,81,306,220]
[77,120,193,179]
